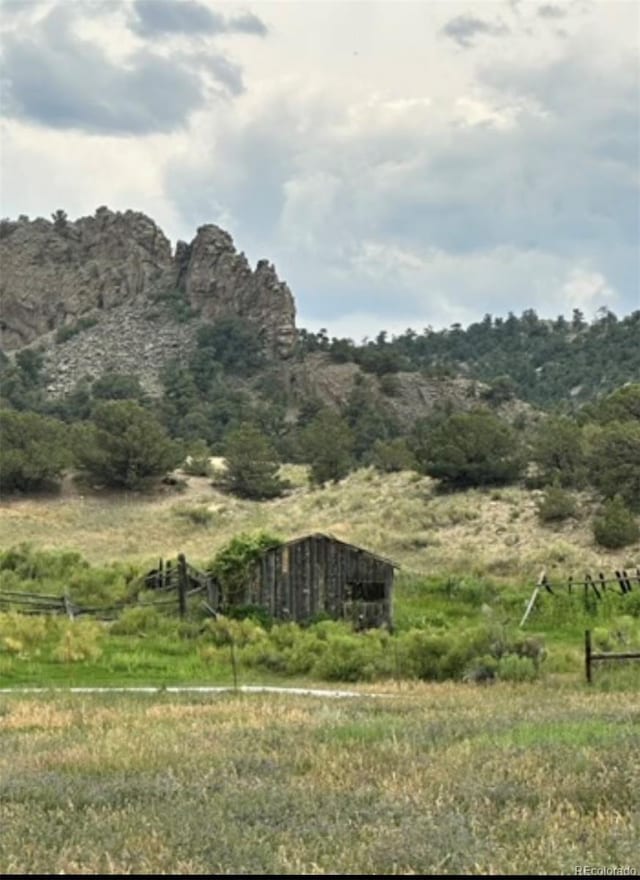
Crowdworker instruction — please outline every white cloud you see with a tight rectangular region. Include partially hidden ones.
[0,0,637,336]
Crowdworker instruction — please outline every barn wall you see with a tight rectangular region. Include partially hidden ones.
[252,537,394,626]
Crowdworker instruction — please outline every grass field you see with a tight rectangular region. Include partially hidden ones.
[1,684,638,874]
[1,469,638,874]
[0,466,636,579]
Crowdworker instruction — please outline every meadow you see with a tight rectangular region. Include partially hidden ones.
[1,684,638,874]
[1,467,638,874]
[1,464,639,689]
[0,465,636,578]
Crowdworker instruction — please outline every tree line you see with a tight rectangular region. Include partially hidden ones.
[298,308,640,407]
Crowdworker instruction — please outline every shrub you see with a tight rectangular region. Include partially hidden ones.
[371,438,417,473]
[587,422,640,511]
[0,409,71,492]
[55,316,98,344]
[209,533,282,608]
[496,655,538,682]
[301,410,355,486]
[531,418,586,487]
[536,486,578,524]
[0,612,48,656]
[593,497,639,549]
[110,606,175,636]
[312,635,382,682]
[182,440,212,477]
[175,506,215,527]
[53,621,104,662]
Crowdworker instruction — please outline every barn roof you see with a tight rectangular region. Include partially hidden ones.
[270,533,400,569]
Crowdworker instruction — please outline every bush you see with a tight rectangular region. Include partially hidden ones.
[53,621,104,663]
[55,316,98,344]
[496,655,538,682]
[0,612,48,656]
[312,634,384,682]
[209,533,282,608]
[371,438,417,473]
[182,440,212,477]
[301,410,355,485]
[531,418,585,488]
[536,486,578,523]
[593,497,639,549]
[0,409,71,492]
[174,506,215,527]
[110,606,175,636]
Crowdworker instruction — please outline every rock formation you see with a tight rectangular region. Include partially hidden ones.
[0,207,298,393]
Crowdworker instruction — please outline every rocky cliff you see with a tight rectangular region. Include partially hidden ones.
[0,207,297,392]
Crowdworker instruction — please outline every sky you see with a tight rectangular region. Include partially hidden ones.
[0,0,638,339]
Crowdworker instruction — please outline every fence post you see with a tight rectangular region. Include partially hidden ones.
[585,629,592,684]
[177,553,188,619]
[63,590,74,620]
[520,571,545,628]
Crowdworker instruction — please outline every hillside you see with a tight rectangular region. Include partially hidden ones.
[2,208,638,422]
[0,465,634,580]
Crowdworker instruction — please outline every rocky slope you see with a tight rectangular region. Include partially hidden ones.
[0,207,534,426]
[0,208,297,392]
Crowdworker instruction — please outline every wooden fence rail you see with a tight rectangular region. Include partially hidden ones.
[585,629,640,683]
[520,566,638,628]
[0,550,210,621]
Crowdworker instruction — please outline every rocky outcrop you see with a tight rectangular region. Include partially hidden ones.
[0,208,172,349]
[289,353,534,428]
[178,225,297,359]
[0,208,298,391]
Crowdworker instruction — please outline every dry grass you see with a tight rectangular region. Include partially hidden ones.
[0,467,636,579]
[0,683,638,874]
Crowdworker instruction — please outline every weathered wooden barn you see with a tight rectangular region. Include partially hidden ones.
[235,534,396,628]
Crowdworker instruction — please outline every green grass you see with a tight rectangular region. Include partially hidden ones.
[0,685,638,874]
[1,543,638,689]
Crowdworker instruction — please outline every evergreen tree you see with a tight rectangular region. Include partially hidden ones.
[531,417,585,487]
[222,424,286,499]
[301,410,355,485]
[414,410,524,489]
[587,422,640,511]
[0,409,71,492]
[76,400,180,490]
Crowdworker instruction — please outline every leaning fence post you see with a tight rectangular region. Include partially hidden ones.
[585,629,592,684]
[520,570,545,628]
[177,553,188,618]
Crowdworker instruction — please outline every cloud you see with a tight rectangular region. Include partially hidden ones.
[230,11,268,37]
[132,0,224,36]
[537,4,567,19]
[441,14,509,48]
[130,0,267,38]
[0,2,254,134]
[165,34,638,332]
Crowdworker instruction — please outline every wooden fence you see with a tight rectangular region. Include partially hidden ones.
[0,554,210,621]
[584,629,640,683]
[520,567,638,627]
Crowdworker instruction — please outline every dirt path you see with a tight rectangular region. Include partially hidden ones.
[0,685,388,698]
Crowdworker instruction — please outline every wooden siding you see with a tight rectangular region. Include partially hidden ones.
[246,535,394,627]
